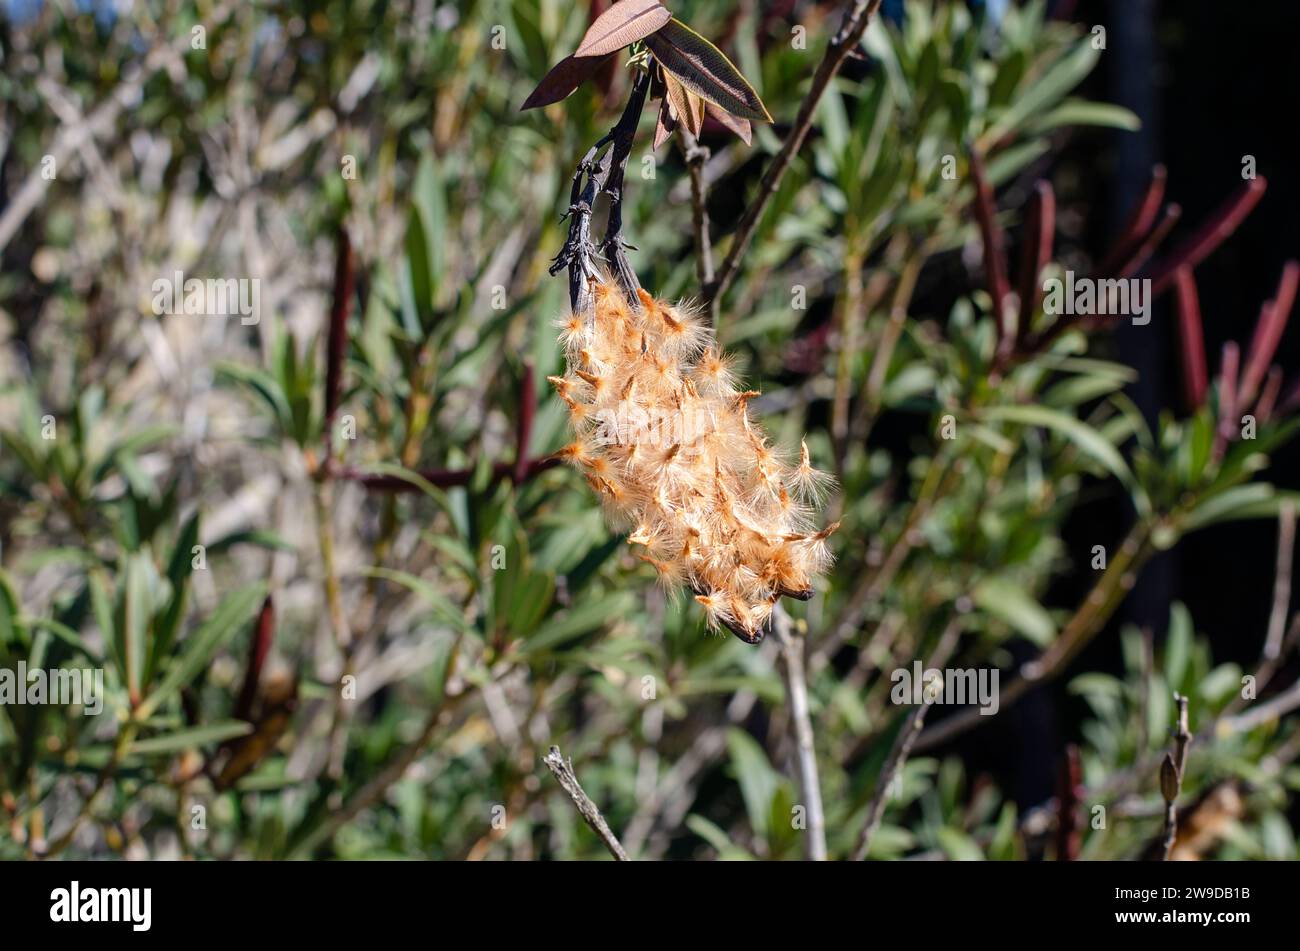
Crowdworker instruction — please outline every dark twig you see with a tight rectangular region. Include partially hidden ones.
[852,617,961,859]
[1173,267,1207,411]
[1147,178,1267,297]
[543,746,630,861]
[1013,180,1055,356]
[1094,164,1166,278]
[1212,341,1240,462]
[1241,261,1299,408]
[552,70,651,313]
[339,456,561,491]
[513,361,536,485]
[969,146,1013,362]
[1055,745,1082,861]
[705,0,885,318]
[233,595,275,723]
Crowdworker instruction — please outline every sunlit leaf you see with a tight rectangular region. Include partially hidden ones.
[574,0,671,58]
[521,53,614,110]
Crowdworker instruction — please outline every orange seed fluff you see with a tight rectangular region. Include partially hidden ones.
[550,280,838,643]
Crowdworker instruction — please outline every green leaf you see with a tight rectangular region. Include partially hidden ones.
[206,529,296,555]
[522,591,636,654]
[1028,98,1140,133]
[935,826,984,861]
[121,552,151,703]
[1165,601,1192,689]
[129,720,253,756]
[983,39,1101,144]
[216,362,292,434]
[973,575,1056,647]
[1184,486,1300,533]
[982,404,1143,509]
[407,154,447,318]
[358,567,471,635]
[27,617,99,664]
[647,18,771,122]
[136,584,266,720]
[686,814,741,855]
[726,728,778,840]
[151,513,200,682]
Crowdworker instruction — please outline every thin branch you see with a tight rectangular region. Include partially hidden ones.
[1265,501,1296,662]
[337,456,561,491]
[1159,693,1192,861]
[705,0,885,319]
[679,129,715,287]
[915,521,1151,751]
[772,605,826,860]
[1220,677,1300,735]
[553,70,651,313]
[543,746,630,861]
[288,639,464,858]
[852,617,960,859]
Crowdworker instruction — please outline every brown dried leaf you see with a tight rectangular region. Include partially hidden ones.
[684,90,705,136]
[521,53,614,110]
[653,97,677,149]
[662,71,700,136]
[646,17,772,123]
[574,0,672,58]
[704,99,752,145]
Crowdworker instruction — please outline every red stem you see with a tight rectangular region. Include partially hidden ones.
[1173,267,1207,412]
[1148,178,1268,296]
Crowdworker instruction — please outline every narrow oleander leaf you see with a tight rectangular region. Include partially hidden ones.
[574,0,671,58]
[521,53,614,110]
[704,99,751,145]
[646,18,771,122]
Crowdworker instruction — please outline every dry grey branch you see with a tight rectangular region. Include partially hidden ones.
[1159,693,1192,861]
[543,746,630,861]
[773,606,827,860]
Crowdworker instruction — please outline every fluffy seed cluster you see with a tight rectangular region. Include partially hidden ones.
[549,280,838,643]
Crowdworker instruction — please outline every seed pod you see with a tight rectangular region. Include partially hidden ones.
[554,280,837,642]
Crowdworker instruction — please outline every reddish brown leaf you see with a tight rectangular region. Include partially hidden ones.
[653,97,677,149]
[662,70,699,136]
[704,100,751,145]
[521,53,614,110]
[646,18,771,122]
[574,0,672,58]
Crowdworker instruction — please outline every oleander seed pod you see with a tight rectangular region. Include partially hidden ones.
[550,278,838,643]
